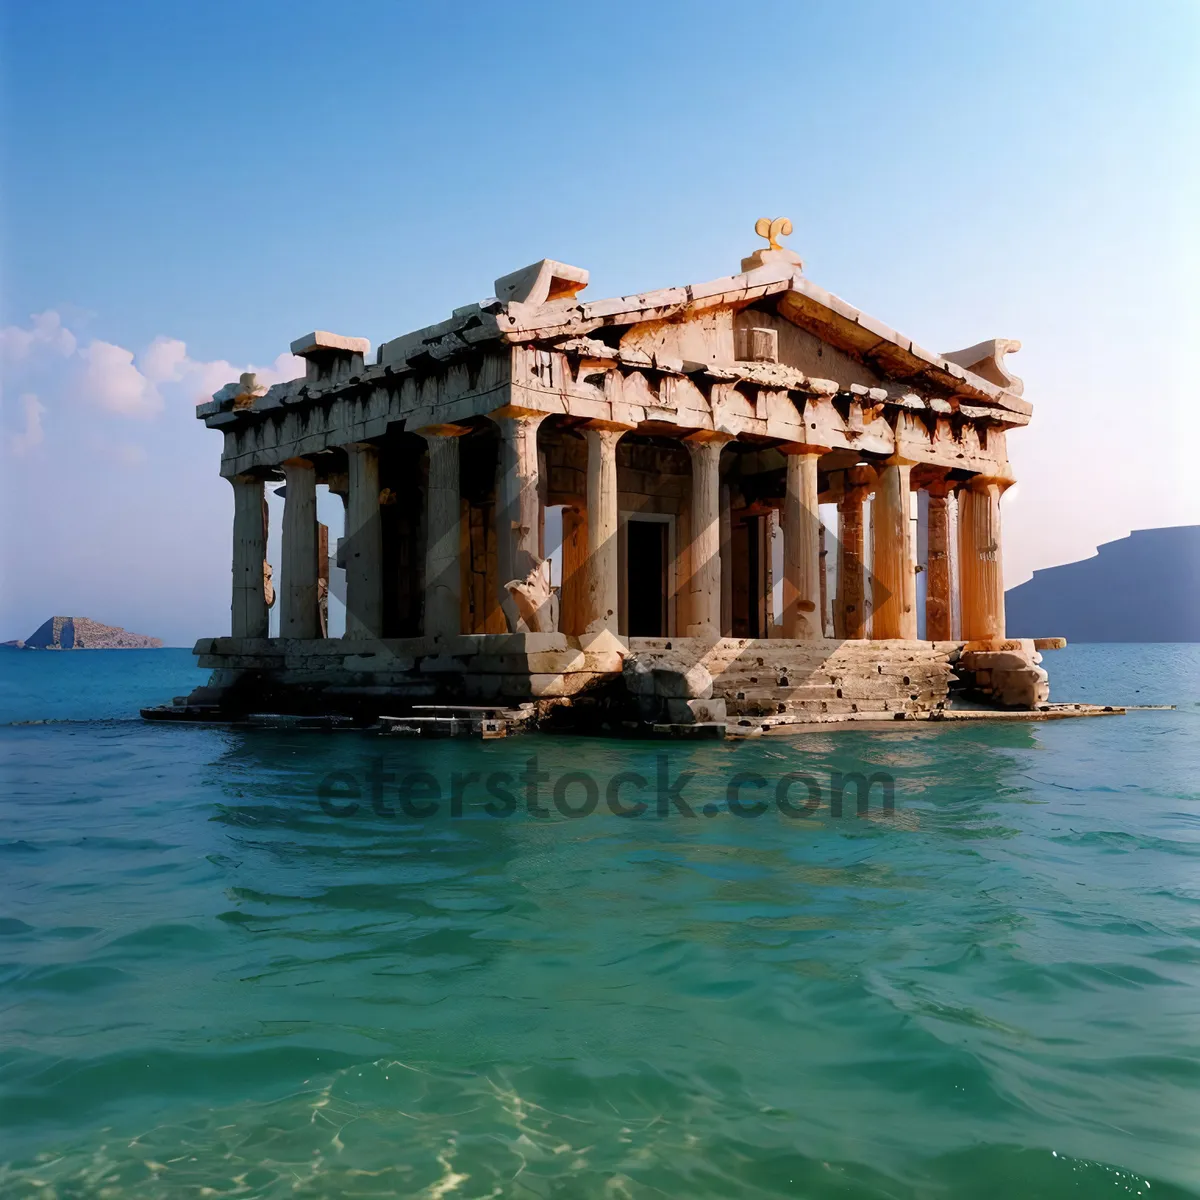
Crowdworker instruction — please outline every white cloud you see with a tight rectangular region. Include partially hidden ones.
[0,310,306,431]
[140,336,190,386]
[0,311,76,364]
[80,339,162,417]
[188,350,306,404]
[265,352,307,389]
[87,433,147,466]
[5,393,46,456]
[189,356,244,403]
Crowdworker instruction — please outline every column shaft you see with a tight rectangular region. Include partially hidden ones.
[837,486,869,639]
[958,478,1006,641]
[583,425,626,634]
[230,475,269,638]
[280,458,319,639]
[719,484,733,636]
[343,443,383,639]
[559,505,588,636]
[685,435,731,635]
[871,459,917,639]
[420,428,465,641]
[948,488,962,639]
[493,410,546,623]
[318,523,329,636]
[925,486,954,641]
[781,450,823,639]
[819,523,829,637]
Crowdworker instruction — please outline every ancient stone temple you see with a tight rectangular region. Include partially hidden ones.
[177,221,1062,730]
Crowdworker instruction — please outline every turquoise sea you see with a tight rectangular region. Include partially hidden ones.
[1,644,1198,1198]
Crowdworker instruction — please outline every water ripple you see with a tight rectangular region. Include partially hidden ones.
[1,645,1199,1196]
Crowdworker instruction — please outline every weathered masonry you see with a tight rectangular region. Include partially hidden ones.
[179,222,1062,730]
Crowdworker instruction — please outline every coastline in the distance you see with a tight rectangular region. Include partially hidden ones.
[3,616,163,650]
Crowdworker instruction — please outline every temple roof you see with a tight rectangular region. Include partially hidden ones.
[362,258,1028,417]
[199,235,1030,433]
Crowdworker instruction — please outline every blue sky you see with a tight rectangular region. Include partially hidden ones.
[2,0,1197,644]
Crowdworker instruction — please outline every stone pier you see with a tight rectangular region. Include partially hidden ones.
[781,444,825,639]
[492,407,547,631]
[419,425,467,642]
[959,476,1008,641]
[582,422,628,635]
[685,433,731,636]
[924,478,955,642]
[280,458,318,640]
[871,456,917,640]
[230,475,269,639]
[836,475,871,640]
[342,443,383,639]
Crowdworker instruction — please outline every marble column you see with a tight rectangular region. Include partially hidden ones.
[780,445,825,639]
[559,504,588,636]
[870,457,917,640]
[491,407,546,625]
[230,474,269,638]
[280,457,319,639]
[685,432,733,636]
[948,487,962,640]
[819,524,829,637]
[836,479,871,640]
[959,475,1008,642]
[766,507,781,637]
[418,425,467,642]
[924,479,955,642]
[582,422,630,634]
[342,443,383,639]
[318,523,329,637]
[719,484,733,636]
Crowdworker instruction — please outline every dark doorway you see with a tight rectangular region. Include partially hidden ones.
[627,519,668,636]
[731,514,769,638]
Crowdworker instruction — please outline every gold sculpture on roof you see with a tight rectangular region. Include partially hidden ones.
[754,217,793,251]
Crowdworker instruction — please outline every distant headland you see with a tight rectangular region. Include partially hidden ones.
[3,616,163,650]
[1007,525,1200,642]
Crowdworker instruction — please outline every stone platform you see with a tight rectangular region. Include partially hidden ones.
[143,634,1064,734]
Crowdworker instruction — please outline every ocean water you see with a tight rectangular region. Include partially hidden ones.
[1,643,1198,1198]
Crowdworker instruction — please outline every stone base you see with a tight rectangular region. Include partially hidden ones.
[184,633,628,720]
[955,639,1050,709]
[167,633,1067,730]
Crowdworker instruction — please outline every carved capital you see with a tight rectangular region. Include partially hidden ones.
[683,429,737,448]
[489,404,548,424]
[964,470,1015,494]
[581,418,636,435]
[415,423,470,440]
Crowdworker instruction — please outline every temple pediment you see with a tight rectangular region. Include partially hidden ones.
[363,256,1028,418]
[199,223,1031,495]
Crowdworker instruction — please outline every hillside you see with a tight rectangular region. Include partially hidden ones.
[1006,526,1200,642]
[8,616,164,650]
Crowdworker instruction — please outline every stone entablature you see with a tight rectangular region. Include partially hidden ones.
[199,260,1027,481]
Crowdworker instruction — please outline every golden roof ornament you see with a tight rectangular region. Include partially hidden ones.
[742,217,803,273]
[755,216,792,251]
